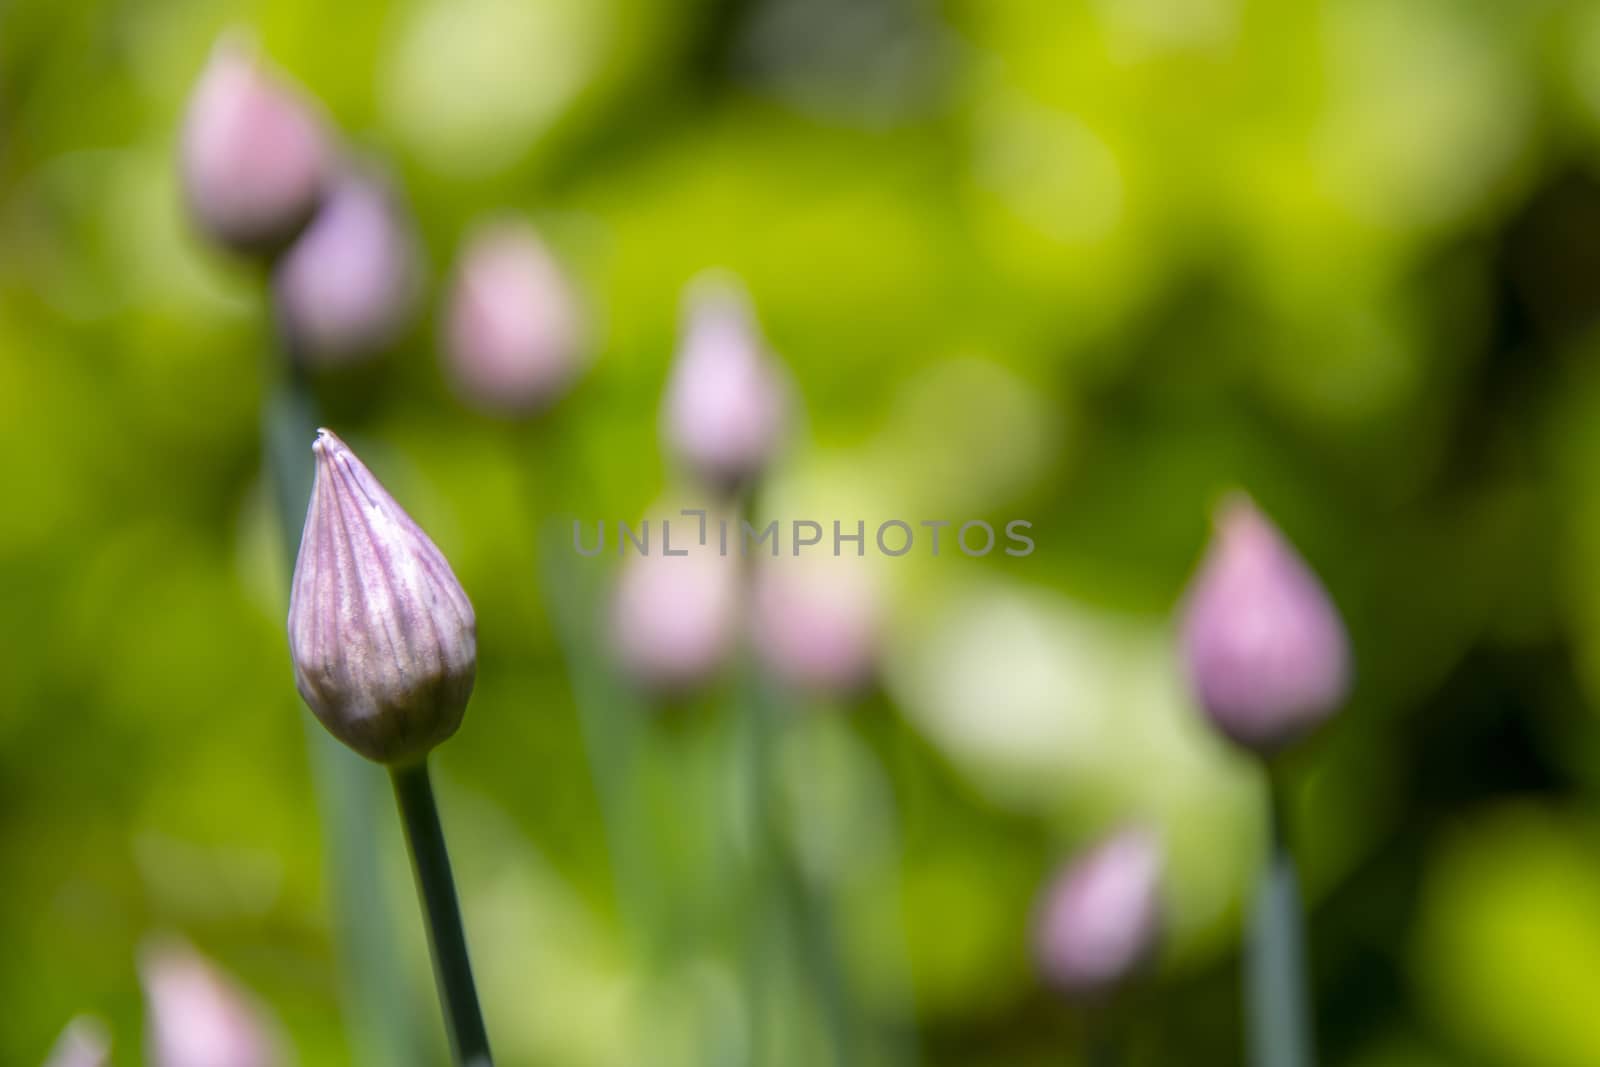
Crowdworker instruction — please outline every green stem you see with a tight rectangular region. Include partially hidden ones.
[1083,1007,1118,1067]
[391,761,494,1067]
[264,359,420,1067]
[1247,772,1315,1067]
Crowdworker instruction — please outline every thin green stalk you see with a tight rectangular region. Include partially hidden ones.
[539,519,655,954]
[391,761,493,1067]
[740,663,855,1067]
[1247,772,1315,1067]
[263,359,420,1067]
[1083,1007,1118,1067]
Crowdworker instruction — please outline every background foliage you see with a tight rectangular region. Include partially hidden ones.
[6,0,1600,1063]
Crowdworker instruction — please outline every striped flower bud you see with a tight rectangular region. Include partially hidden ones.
[1178,494,1351,754]
[140,940,285,1067]
[662,277,788,492]
[179,34,329,257]
[273,171,421,365]
[444,221,586,416]
[288,429,476,764]
[1033,829,1163,999]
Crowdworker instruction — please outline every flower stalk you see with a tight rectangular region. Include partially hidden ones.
[1247,773,1314,1067]
[392,761,494,1067]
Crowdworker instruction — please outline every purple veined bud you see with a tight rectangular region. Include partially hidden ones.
[611,534,741,694]
[273,169,422,366]
[753,556,882,695]
[179,33,330,257]
[287,429,476,764]
[140,940,286,1067]
[43,1017,110,1067]
[1178,493,1351,755]
[443,221,587,416]
[1033,829,1164,999]
[662,276,788,493]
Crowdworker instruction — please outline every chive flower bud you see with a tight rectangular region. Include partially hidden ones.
[1033,829,1163,999]
[753,557,882,695]
[662,277,788,492]
[1178,494,1351,754]
[443,221,586,416]
[287,429,476,764]
[611,539,740,693]
[179,34,329,257]
[273,171,421,365]
[140,940,285,1067]
[43,1018,110,1067]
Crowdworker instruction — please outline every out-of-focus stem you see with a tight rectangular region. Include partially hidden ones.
[391,761,494,1067]
[1247,772,1315,1067]
[263,358,420,1067]
[741,657,855,1067]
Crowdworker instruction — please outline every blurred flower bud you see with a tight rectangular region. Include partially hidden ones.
[179,34,330,257]
[663,277,788,492]
[288,429,476,764]
[612,536,740,693]
[753,557,882,695]
[273,171,422,365]
[43,1017,110,1067]
[1033,829,1163,999]
[140,940,285,1067]
[1178,494,1351,754]
[444,221,586,416]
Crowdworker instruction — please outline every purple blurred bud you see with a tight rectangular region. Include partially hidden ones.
[753,558,881,695]
[1033,829,1163,999]
[662,277,788,492]
[612,538,740,694]
[1178,494,1351,754]
[288,429,476,764]
[444,222,586,416]
[140,940,285,1067]
[43,1017,110,1067]
[179,34,330,257]
[273,171,422,365]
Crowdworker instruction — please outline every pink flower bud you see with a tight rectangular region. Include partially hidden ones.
[273,171,421,365]
[443,222,586,416]
[1033,829,1163,999]
[753,557,881,695]
[43,1017,110,1067]
[611,538,740,693]
[288,429,476,764]
[179,34,330,257]
[140,940,285,1067]
[662,278,788,492]
[1178,494,1351,754]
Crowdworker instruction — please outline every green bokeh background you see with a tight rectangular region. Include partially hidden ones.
[6,0,1600,1064]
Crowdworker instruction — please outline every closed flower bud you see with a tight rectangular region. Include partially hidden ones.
[444,221,586,416]
[612,537,740,693]
[273,171,422,365]
[753,557,882,695]
[1178,494,1351,754]
[288,429,476,764]
[1033,829,1163,999]
[43,1018,110,1067]
[140,940,285,1067]
[662,277,788,492]
[179,34,329,257]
